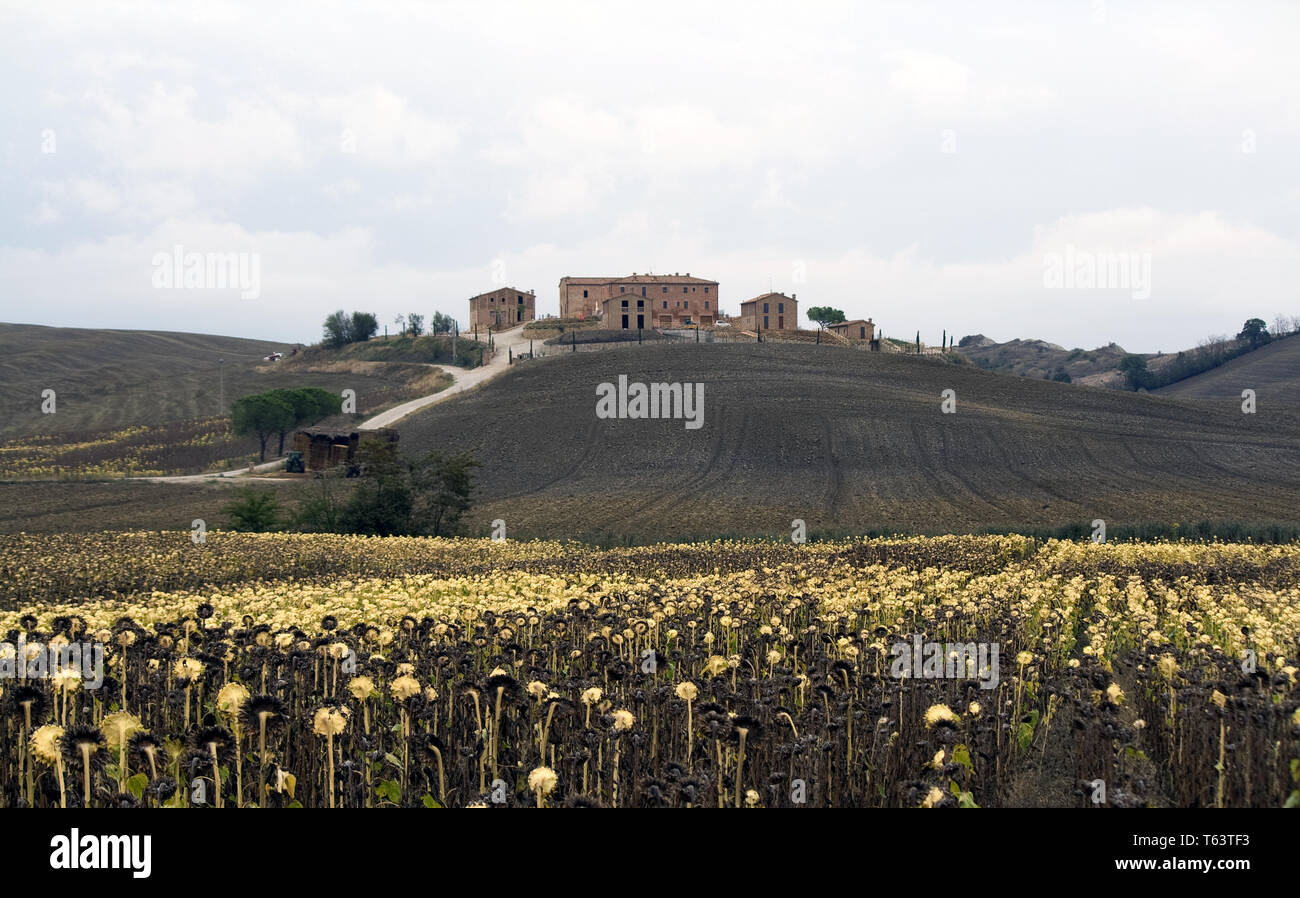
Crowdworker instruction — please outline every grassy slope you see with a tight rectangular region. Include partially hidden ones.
[1154,333,1300,401]
[391,342,1300,541]
[0,323,446,440]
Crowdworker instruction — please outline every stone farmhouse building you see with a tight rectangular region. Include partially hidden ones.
[829,318,876,342]
[468,287,536,330]
[559,273,719,327]
[736,292,798,331]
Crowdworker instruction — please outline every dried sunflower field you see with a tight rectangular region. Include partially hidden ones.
[1,532,1297,808]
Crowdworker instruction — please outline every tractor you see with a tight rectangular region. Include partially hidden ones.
[285,450,305,473]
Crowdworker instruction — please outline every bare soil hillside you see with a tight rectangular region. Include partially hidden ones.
[394,342,1300,542]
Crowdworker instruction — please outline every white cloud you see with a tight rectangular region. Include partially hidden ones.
[316,86,463,165]
[4,0,1300,352]
[83,83,305,178]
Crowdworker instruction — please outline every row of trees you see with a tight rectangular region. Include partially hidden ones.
[225,439,480,537]
[322,310,380,348]
[323,309,463,346]
[231,387,341,460]
[392,311,457,337]
[1118,317,1288,391]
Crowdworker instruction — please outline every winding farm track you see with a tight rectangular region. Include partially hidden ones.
[138,325,535,482]
[356,324,533,431]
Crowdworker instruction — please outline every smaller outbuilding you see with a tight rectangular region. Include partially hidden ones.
[828,318,876,342]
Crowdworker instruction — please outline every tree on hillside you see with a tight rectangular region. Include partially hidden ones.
[337,438,480,537]
[431,312,455,335]
[350,311,378,342]
[290,469,347,532]
[407,313,425,337]
[1118,354,1150,391]
[223,486,282,532]
[408,449,481,536]
[1237,317,1270,349]
[806,306,846,331]
[232,392,295,461]
[323,310,352,348]
[267,387,342,455]
[340,439,412,536]
[323,310,380,347]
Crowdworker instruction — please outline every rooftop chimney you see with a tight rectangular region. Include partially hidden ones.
[792,293,797,300]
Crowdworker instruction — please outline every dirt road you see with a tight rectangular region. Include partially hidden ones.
[137,326,536,482]
[357,324,534,430]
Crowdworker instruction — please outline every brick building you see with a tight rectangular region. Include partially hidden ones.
[736,292,798,331]
[468,287,536,330]
[559,273,719,327]
[828,318,875,342]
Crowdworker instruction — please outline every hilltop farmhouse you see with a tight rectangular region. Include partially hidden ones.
[736,292,798,331]
[559,273,719,327]
[469,287,536,330]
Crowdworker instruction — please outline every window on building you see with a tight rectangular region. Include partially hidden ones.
[637,299,644,307]
[778,303,784,312]
[641,286,646,296]
[518,295,523,303]
[583,289,588,298]
[705,301,710,309]
[662,286,668,293]
[704,287,709,293]
[763,315,769,328]
[622,299,628,307]
[763,303,769,313]
[663,301,668,309]
[683,287,688,293]
[621,286,626,293]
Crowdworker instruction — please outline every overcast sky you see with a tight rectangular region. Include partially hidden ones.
[2,1,1298,352]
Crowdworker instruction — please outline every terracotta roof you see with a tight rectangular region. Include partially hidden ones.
[611,273,717,284]
[739,292,796,307]
[830,318,872,328]
[562,273,717,285]
[468,287,533,301]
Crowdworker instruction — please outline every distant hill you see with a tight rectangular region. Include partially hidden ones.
[0,323,445,441]
[1155,333,1300,402]
[953,333,1269,391]
[394,342,1300,542]
[956,337,1133,383]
